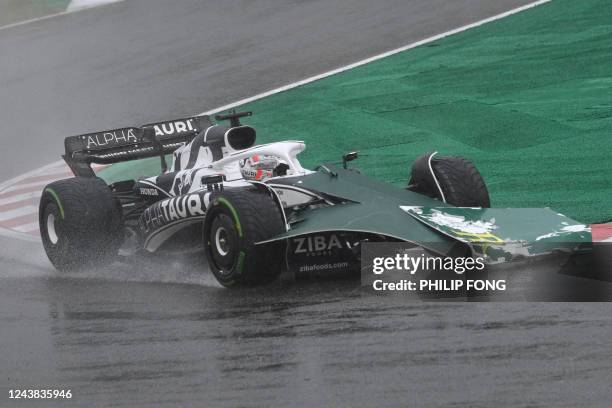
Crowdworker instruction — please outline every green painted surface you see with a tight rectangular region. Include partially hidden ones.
[102,0,612,223]
[0,0,71,26]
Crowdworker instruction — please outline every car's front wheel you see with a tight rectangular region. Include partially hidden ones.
[203,187,286,287]
[408,153,490,208]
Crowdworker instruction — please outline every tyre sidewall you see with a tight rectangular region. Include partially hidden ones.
[203,188,285,288]
[40,198,74,270]
[205,204,243,286]
[39,178,123,271]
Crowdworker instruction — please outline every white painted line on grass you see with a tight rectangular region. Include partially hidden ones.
[0,0,126,31]
[200,0,552,116]
[68,0,123,12]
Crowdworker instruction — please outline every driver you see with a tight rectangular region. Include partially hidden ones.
[239,155,289,181]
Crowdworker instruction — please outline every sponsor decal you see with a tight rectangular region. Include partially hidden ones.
[288,232,361,275]
[140,192,207,232]
[139,187,159,196]
[299,261,349,273]
[173,169,198,195]
[86,128,138,149]
[153,119,195,137]
[84,119,196,150]
[293,234,343,256]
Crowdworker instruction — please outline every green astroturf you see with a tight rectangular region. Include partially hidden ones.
[102,0,612,223]
[0,1,71,27]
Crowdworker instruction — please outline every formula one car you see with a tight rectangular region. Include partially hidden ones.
[39,111,593,287]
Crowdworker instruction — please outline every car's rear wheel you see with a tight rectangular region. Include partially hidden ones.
[408,153,490,207]
[39,177,124,271]
[204,187,286,287]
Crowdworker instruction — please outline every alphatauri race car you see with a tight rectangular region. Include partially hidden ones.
[39,111,593,287]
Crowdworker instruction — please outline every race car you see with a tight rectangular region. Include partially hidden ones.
[39,111,593,287]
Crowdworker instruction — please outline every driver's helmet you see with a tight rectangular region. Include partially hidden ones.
[239,154,286,181]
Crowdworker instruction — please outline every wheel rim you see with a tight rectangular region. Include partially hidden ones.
[215,227,230,256]
[46,213,59,244]
[209,213,239,275]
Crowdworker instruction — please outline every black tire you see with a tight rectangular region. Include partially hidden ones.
[409,154,490,207]
[39,177,124,271]
[203,187,286,287]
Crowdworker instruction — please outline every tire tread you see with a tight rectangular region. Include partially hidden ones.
[432,156,490,207]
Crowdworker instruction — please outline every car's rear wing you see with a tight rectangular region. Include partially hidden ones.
[63,115,213,177]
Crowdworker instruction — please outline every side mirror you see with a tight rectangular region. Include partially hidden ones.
[342,151,359,169]
[215,109,252,127]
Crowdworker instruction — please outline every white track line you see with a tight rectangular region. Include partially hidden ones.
[0,160,65,192]
[68,0,123,12]
[0,206,38,222]
[0,191,41,206]
[38,166,72,176]
[13,222,40,233]
[0,0,125,31]
[0,0,552,242]
[0,227,40,242]
[2,179,58,193]
[201,0,552,115]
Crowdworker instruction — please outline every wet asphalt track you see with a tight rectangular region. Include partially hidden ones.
[2,1,612,406]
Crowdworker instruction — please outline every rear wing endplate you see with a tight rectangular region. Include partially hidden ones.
[63,115,213,177]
